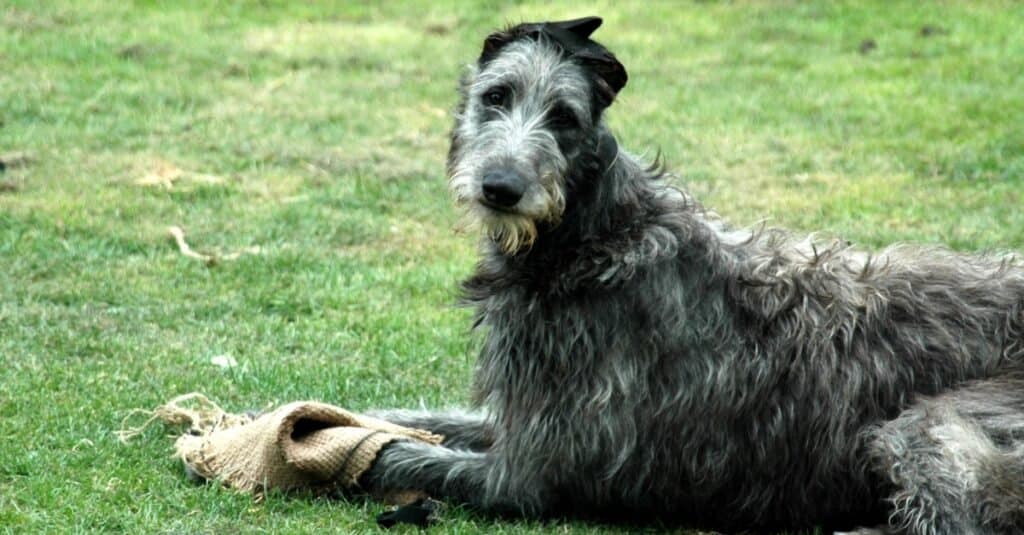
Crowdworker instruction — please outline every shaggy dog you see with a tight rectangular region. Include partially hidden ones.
[362,17,1024,535]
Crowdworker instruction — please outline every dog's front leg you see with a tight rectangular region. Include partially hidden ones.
[365,409,494,451]
[360,440,546,516]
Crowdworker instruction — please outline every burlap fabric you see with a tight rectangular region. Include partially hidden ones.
[120,393,443,498]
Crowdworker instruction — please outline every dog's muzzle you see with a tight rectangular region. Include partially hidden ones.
[481,168,526,210]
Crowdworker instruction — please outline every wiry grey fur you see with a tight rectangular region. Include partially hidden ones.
[361,18,1024,535]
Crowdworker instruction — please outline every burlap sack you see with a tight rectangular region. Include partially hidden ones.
[120,393,443,499]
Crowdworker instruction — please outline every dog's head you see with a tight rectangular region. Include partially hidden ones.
[447,17,628,254]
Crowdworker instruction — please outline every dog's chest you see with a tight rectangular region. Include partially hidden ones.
[475,288,652,411]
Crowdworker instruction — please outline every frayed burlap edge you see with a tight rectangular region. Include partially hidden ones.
[117,392,254,443]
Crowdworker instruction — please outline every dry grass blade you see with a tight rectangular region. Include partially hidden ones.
[168,226,262,265]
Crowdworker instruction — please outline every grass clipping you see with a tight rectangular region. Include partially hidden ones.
[168,226,261,265]
[119,393,442,500]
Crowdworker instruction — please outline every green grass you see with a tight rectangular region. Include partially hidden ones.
[2,1,1023,533]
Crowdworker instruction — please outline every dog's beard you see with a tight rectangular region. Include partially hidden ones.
[449,201,541,254]
[482,212,539,254]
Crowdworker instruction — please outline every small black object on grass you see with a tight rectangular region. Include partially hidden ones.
[376,498,444,529]
[920,25,949,38]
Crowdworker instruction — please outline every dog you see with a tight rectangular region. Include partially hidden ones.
[361,17,1024,534]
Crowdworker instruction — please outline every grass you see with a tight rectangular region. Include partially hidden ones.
[1,1,1022,533]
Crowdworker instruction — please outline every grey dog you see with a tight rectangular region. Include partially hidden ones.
[361,17,1024,535]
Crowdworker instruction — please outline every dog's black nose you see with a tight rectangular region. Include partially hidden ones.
[481,169,526,208]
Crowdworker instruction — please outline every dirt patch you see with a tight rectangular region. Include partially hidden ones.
[117,43,161,61]
[2,8,68,31]
[0,152,34,171]
[919,25,949,38]
[134,159,226,189]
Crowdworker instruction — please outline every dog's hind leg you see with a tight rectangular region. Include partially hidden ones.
[867,376,1024,535]
[365,408,494,451]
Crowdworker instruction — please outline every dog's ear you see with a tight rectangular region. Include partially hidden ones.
[480,28,516,65]
[548,16,627,107]
[548,17,603,40]
[577,51,628,108]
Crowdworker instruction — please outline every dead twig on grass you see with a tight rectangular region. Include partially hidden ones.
[167,226,261,266]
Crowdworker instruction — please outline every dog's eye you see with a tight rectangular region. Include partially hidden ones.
[483,87,508,108]
[547,106,578,129]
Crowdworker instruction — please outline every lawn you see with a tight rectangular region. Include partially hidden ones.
[1,1,1022,533]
